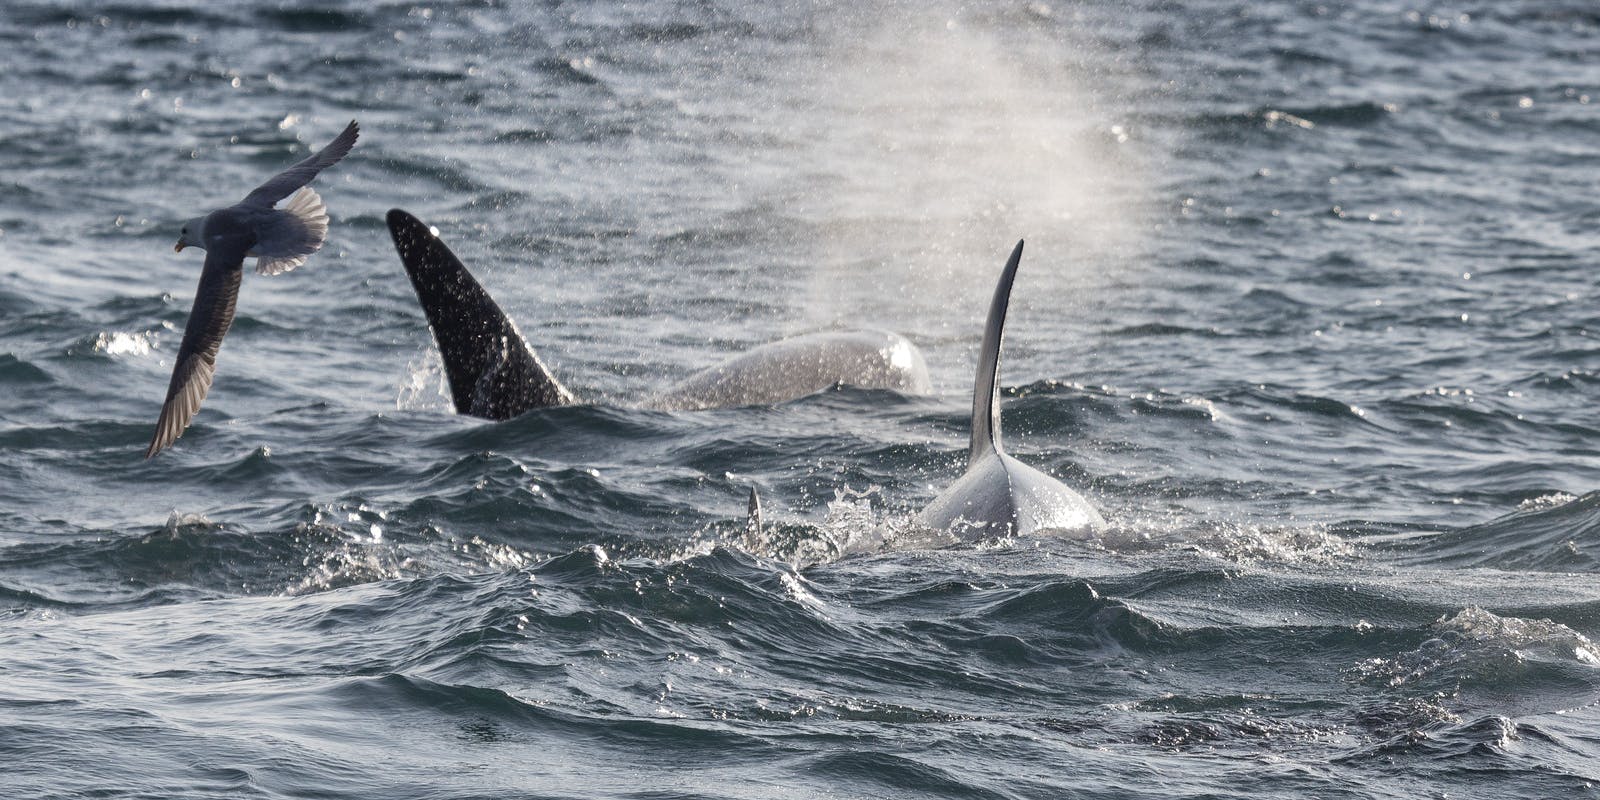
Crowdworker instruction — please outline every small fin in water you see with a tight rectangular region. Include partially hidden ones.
[746,487,764,537]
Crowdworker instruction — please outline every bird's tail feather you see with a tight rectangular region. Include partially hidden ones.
[256,187,327,276]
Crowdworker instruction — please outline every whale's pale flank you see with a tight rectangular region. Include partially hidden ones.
[146,120,360,458]
[918,240,1104,538]
[384,208,931,417]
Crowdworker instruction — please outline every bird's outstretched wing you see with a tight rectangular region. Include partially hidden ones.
[238,120,359,212]
[146,242,249,458]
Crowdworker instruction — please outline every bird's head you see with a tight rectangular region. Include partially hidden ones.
[174,216,209,253]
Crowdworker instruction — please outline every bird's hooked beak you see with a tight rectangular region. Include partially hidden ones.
[174,241,186,253]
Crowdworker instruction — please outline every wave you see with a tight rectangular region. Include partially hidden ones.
[0,354,52,385]
[1396,492,1600,572]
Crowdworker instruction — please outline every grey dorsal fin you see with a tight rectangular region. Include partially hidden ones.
[969,239,1025,465]
[386,209,577,419]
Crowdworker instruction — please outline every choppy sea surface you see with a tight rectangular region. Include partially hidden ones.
[5,1,1600,797]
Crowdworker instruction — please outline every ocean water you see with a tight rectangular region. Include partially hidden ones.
[4,0,1600,797]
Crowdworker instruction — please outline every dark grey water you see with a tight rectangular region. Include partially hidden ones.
[5,1,1600,797]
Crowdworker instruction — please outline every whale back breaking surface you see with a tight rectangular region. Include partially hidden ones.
[918,241,1103,539]
[386,209,576,419]
[645,330,932,411]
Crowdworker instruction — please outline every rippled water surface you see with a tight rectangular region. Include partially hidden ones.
[5,1,1600,798]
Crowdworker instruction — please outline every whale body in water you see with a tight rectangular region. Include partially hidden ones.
[918,241,1104,539]
[385,209,931,418]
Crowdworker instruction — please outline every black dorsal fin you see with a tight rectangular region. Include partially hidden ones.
[386,209,576,419]
[969,240,1024,465]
